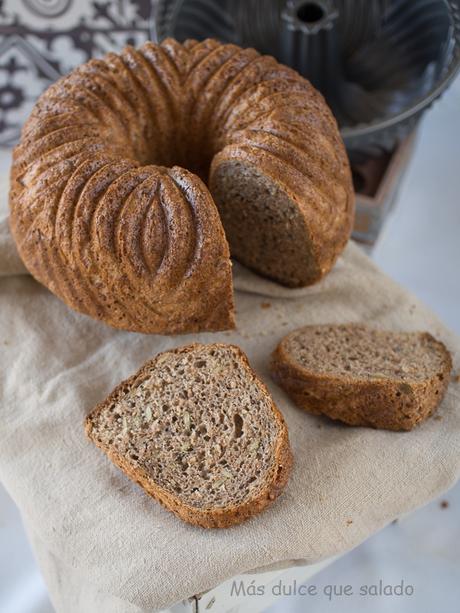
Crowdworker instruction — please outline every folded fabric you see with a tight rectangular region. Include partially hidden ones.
[0,210,459,612]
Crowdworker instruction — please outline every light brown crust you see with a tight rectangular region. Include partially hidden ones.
[271,330,452,431]
[10,38,353,333]
[85,343,293,528]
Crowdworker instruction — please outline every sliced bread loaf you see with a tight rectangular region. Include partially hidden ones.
[271,324,452,431]
[85,343,292,528]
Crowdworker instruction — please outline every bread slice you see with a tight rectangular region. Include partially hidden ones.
[85,343,292,528]
[271,324,452,431]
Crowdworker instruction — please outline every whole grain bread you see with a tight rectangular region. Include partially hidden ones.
[10,38,353,334]
[85,343,292,528]
[271,324,452,431]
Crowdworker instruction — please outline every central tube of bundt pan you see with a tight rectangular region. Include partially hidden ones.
[279,0,340,102]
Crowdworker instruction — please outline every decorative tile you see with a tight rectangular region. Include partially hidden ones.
[0,0,156,146]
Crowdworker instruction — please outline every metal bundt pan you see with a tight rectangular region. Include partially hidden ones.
[154,0,460,153]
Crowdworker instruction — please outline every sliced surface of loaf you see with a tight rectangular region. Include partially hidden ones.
[85,343,292,528]
[271,324,452,431]
[10,38,354,334]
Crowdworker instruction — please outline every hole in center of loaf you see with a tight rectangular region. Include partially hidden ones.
[233,413,244,438]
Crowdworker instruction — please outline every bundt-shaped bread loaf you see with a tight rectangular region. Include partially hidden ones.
[9,38,354,334]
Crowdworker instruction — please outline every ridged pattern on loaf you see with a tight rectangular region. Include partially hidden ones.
[10,38,353,332]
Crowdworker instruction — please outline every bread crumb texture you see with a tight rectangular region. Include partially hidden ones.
[86,343,292,527]
[271,324,452,431]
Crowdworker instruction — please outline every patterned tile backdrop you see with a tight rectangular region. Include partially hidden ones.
[0,0,157,146]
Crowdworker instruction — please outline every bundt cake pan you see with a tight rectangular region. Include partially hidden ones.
[155,0,460,152]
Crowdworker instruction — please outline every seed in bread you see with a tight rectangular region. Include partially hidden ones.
[270,324,452,431]
[86,343,292,528]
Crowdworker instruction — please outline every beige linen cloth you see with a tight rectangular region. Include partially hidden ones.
[1,192,460,612]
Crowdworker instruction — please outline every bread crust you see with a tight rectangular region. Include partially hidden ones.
[271,330,452,431]
[85,344,292,528]
[10,38,353,333]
